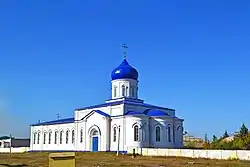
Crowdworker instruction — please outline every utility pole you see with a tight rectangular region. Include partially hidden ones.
[9,134,12,154]
[116,125,121,156]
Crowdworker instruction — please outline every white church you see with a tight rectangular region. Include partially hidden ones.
[30,50,184,152]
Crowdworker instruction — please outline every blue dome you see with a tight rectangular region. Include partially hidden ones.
[144,109,169,116]
[111,59,138,80]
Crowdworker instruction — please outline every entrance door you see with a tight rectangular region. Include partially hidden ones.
[92,136,98,152]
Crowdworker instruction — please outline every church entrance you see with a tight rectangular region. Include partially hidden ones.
[90,129,99,152]
[92,136,98,152]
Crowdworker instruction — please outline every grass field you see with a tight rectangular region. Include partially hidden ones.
[0,152,250,167]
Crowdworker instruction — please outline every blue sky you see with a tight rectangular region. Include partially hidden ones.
[0,0,249,139]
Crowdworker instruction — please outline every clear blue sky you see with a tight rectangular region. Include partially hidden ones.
[0,0,250,139]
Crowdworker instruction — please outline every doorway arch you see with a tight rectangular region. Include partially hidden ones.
[89,127,100,152]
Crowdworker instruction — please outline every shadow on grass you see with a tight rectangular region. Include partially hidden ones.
[0,164,27,167]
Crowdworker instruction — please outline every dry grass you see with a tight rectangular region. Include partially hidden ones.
[0,152,250,167]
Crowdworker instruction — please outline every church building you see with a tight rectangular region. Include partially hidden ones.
[30,50,184,152]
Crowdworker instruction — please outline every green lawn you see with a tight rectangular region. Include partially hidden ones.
[0,152,250,167]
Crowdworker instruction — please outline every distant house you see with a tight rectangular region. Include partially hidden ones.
[183,134,204,148]
[0,136,30,148]
[222,132,239,142]
[183,134,203,142]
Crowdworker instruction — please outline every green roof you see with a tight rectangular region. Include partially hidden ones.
[0,136,11,140]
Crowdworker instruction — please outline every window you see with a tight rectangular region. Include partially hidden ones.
[37,132,40,144]
[48,131,52,144]
[66,130,69,144]
[43,132,46,144]
[114,86,117,97]
[72,130,75,144]
[126,86,128,96]
[33,133,36,144]
[92,130,98,136]
[131,86,135,97]
[122,85,125,96]
[134,125,139,141]
[59,131,63,144]
[173,125,175,143]
[113,127,117,142]
[80,129,83,143]
[168,126,171,142]
[156,127,160,142]
[54,131,58,144]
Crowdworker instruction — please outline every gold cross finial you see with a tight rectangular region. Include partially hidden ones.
[122,44,128,59]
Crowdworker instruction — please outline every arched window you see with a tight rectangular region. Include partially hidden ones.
[156,127,160,142]
[33,132,36,144]
[92,130,98,136]
[37,132,40,144]
[72,130,75,144]
[43,132,47,144]
[131,86,135,97]
[173,125,175,144]
[114,86,117,97]
[126,86,128,96]
[48,131,52,144]
[113,127,117,142]
[122,85,125,96]
[168,126,171,142]
[80,129,83,143]
[134,125,139,141]
[59,131,63,144]
[66,130,69,144]
[54,131,58,144]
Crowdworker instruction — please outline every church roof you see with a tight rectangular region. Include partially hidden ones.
[75,98,175,111]
[124,110,169,117]
[31,100,176,126]
[31,117,74,126]
[82,110,111,119]
[125,111,144,115]
[111,59,138,80]
[144,109,169,116]
[93,110,110,117]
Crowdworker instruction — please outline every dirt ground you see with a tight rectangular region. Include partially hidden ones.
[0,152,250,167]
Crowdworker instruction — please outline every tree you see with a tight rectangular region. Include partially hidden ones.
[212,135,217,142]
[185,141,197,149]
[203,141,210,149]
[222,131,229,139]
[203,133,210,149]
[240,123,248,137]
[204,133,208,142]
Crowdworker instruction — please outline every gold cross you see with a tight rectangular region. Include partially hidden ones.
[122,44,128,59]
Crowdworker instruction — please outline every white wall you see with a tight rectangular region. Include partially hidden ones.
[0,147,30,153]
[82,112,109,151]
[128,147,250,161]
[30,110,110,152]
[30,122,76,151]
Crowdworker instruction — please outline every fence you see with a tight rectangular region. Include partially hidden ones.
[0,147,30,153]
[128,147,250,161]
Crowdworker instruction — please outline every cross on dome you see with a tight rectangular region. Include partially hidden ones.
[111,45,138,81]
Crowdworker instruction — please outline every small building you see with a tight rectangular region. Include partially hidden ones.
[0,136,30,148]
[183,134,203,142]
